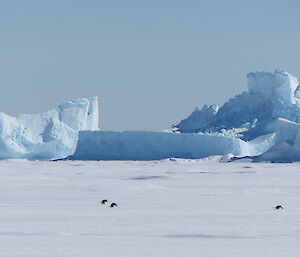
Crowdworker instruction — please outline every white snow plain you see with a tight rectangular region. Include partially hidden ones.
[0,159,300,257]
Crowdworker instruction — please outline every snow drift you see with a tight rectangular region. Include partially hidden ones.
[0,97,99,159]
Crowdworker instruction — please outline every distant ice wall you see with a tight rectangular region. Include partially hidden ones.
[70,130,252,160]
[70,118,300,162]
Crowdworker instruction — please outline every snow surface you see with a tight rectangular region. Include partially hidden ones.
[0,159,300,257]
[0,97,99,160]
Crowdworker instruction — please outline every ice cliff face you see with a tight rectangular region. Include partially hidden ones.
[0,97,99,159]
[247,70,299,105]
[70,130,251,161]
[172,70,300,140]
[83,96,99,130]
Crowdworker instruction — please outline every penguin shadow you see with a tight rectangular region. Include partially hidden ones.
[131,175,165,180]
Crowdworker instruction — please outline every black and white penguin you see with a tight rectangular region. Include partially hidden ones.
[275,205,283,210]
[101,199,108,204]
[110,203,118,208]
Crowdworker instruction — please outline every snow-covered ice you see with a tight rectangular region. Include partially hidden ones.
[0,159,300,257]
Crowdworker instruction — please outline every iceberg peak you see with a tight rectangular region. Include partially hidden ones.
[247,70,299,105]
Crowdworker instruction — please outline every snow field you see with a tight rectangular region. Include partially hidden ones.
[0,160,299,256]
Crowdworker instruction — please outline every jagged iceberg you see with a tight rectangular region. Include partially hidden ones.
[69,70,300,162]
[170,70,300,161]
[0,97,99,159]
[173,70,300,138]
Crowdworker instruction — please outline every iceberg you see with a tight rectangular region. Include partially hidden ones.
[244,119,300,162]
[1,69,300,162]
[0,97,99,160]
[70,130,251,160]
[67,70,300,162]
[171,104,219,133]
[166,70,300,162]
[68,127,279,161]
[173,70,300,140]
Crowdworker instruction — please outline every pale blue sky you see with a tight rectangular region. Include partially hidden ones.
[1,0,300,130]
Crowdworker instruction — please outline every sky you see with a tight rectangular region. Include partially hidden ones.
[1,0,300,130]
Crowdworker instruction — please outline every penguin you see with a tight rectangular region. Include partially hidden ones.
[275,205,283,210]
[101,199,108,204]
[110,203,118,208]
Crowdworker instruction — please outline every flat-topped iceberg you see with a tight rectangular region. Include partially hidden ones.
[69,130,252,160]
[0,97,99,159]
